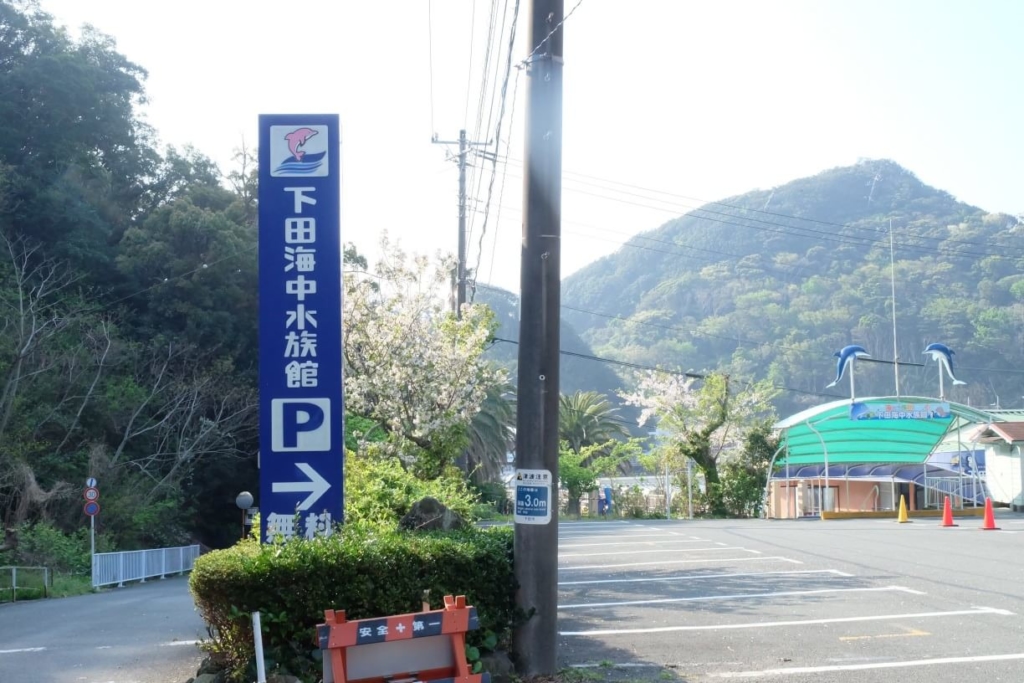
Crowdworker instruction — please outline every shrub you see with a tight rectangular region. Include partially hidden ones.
[345,453,480,528]
[189,524,516,681]
[11,521,93,574]
[470,481,510,509]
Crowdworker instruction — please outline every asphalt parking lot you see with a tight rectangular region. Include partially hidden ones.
[556,513,1024,682]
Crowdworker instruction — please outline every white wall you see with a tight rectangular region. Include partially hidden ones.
[984,444,1023,506]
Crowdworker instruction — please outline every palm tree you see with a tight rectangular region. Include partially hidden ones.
[559,391,630,456]
[464,382,516,484]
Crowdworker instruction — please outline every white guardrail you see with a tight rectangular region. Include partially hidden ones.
[92,545,201,588]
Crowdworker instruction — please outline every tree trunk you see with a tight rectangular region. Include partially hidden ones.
[567,494,582,518]
[0,527,16,553]
[699,461,727,517]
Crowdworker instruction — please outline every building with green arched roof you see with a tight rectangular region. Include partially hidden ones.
[765,396,1023,518]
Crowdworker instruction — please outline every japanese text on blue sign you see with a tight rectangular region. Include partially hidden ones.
[258,115,344,543]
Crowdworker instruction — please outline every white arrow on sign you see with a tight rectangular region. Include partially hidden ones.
[272,463,330,510]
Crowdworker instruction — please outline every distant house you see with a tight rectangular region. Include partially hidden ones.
[964,417,1024,510]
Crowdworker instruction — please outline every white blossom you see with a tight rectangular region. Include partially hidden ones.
[344,235,506,468]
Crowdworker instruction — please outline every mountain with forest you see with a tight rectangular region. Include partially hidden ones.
[561,159,1024,417]
[473,285,643,431]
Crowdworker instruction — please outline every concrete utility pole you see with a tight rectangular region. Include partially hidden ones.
[513,0,564,675]
[433,129,488,318]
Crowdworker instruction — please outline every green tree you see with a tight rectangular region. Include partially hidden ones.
[718,420,779,518]
[559,390,630,456]
[115,188,258,371]
[559,439,641,517]
[0,0,158,280]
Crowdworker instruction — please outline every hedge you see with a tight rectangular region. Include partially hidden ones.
[189,524,516,682]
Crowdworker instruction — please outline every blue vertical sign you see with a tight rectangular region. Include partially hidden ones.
[258,114,344,542]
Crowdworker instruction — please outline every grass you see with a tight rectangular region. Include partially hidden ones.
[50,574,93,598]
[0,572,92,603]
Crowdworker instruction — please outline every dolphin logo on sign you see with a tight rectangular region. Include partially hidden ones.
[271,125,329,177]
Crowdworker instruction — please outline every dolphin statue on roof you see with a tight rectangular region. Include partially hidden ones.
[923,342,966,386]
[826,344,870,388]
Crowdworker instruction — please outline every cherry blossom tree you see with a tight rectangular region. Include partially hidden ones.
[343,236,507,479]
[621,371,777,515]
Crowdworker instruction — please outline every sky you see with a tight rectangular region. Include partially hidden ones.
[37,0,1024,295]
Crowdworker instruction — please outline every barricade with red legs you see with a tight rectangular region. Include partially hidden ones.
[317,594,491,683]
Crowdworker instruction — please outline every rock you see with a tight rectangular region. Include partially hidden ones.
[267,675,302,683]
[197,657,222,675]
[480,650,515,683]
[399,497,466,531]
[193,674,218,683]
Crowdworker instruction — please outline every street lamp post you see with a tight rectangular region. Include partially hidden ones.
[236,491,254,541]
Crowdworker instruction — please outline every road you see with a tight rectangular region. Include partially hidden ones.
[5,515,1024,682]
[557,513,1024,682]
[0,576,205,683]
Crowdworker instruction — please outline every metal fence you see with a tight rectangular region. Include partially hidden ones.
[92,545,201,588]
[0,566,52,602]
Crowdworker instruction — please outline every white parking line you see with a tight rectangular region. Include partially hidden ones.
[559,539,711,549]
[160,640,200,647]
[713,652,1024,678]
[0,647,46,654]
[558,530,661,537]
[558,585,924,610]
[561,546,748,559]
[558,532,664,539]
[559,606,1013,636]
[560,555,802,570]
[559,569,853,587]
[558,534,689,543]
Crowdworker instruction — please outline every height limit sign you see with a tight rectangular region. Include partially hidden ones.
[514,468,552,525]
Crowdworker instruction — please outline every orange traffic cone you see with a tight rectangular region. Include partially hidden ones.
[940,496,957,527]
[981,497,1000,531]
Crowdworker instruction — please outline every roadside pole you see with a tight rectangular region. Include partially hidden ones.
[513,0,564,675]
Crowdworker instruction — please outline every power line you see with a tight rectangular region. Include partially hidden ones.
[427,0,436,137]
[472,0,522,298]
[543,178,1017,261]
[67,242,257,320]
[489,337,845,400]
[492,336,704,378]
[462,0,477,130]
[464,0,502,252]
[521,0,585,64]
[478,282,1024,384]
[507,172,1023,262]
[496,155,1024,256]
[488,201,820,281]
[485,68,521,287]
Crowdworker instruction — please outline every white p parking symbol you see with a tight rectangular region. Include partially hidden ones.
[272,398,331,452]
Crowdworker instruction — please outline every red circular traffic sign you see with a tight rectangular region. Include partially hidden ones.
[83,501,100,517]
[84,487,99,502]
